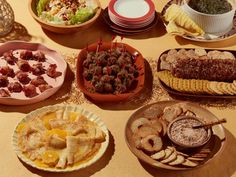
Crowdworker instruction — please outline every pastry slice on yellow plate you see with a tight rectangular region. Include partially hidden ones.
[164,4,205,36]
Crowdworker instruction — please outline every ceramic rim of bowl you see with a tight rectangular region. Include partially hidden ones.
[183,0,236,17]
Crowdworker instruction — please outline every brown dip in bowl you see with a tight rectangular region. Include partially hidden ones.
[167,116,212,149]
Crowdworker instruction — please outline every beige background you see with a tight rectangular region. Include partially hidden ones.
[1,0,236,177]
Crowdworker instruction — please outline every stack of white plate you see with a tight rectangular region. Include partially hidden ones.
[108,0,156,29]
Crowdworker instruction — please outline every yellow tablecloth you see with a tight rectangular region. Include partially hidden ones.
[1,0,236,177]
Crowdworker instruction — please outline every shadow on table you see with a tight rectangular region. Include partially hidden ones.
[175,35,236,48]
[90,59,153,111]
[0,65,74,114]
[20,131,115,177]
[139,129,236,177]
[0,22,33,43]
[42,9,114,49]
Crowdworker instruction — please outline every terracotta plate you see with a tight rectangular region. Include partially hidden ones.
[76,42,145,102]
[125,100,226,170]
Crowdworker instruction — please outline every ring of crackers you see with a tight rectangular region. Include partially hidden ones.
[157,71,236,95]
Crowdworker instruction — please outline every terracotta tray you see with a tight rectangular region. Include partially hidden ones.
[157,48,236,99]
[76,42,145,102]
[125,100,226,170]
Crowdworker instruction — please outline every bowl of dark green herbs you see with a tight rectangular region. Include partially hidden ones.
[182,0,236,35]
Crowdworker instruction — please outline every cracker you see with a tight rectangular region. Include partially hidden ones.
[195,79,205,93]
[199,148,211,153]
[161,151,177,163]
[151,150,166,160]
[231,81,236,93]
[181,79,196,93]
[206,82,215,95]
[202,80,211,94]
[177,78,188,92]
[169,155,185,166]
[182,79,192,92]
[170,76,180,91]
[209,81,224,95]
[228,82,236,95]
[157,71,171,87]
[218,82,234,95]
[162,148,173,159]
[190,79,201,94]
[191,153,209,158]
[188,157,205,161]
[176,151,189,157]
[181,159,198,167]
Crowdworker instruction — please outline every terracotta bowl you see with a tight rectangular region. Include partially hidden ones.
[28,0,102,33]
[167,116,212,150]
[76,42,145,102]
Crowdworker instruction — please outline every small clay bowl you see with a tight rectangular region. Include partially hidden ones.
[167,116,212,150]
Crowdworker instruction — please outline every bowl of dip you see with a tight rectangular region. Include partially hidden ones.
[182,0,236,35]
[167,116,212,149]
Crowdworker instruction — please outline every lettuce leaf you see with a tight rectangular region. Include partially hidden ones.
[37,0,49,16]
[70,7,95,25]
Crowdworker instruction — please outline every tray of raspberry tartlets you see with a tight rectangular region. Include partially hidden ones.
[0,41,67,105]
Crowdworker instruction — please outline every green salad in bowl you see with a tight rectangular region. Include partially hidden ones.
[36,0,98,25]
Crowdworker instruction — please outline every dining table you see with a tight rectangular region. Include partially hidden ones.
[1,0,236,177]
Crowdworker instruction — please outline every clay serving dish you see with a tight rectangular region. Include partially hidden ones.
[76,42,145,102]
[125,101,226,170]
[29,0,102,33]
